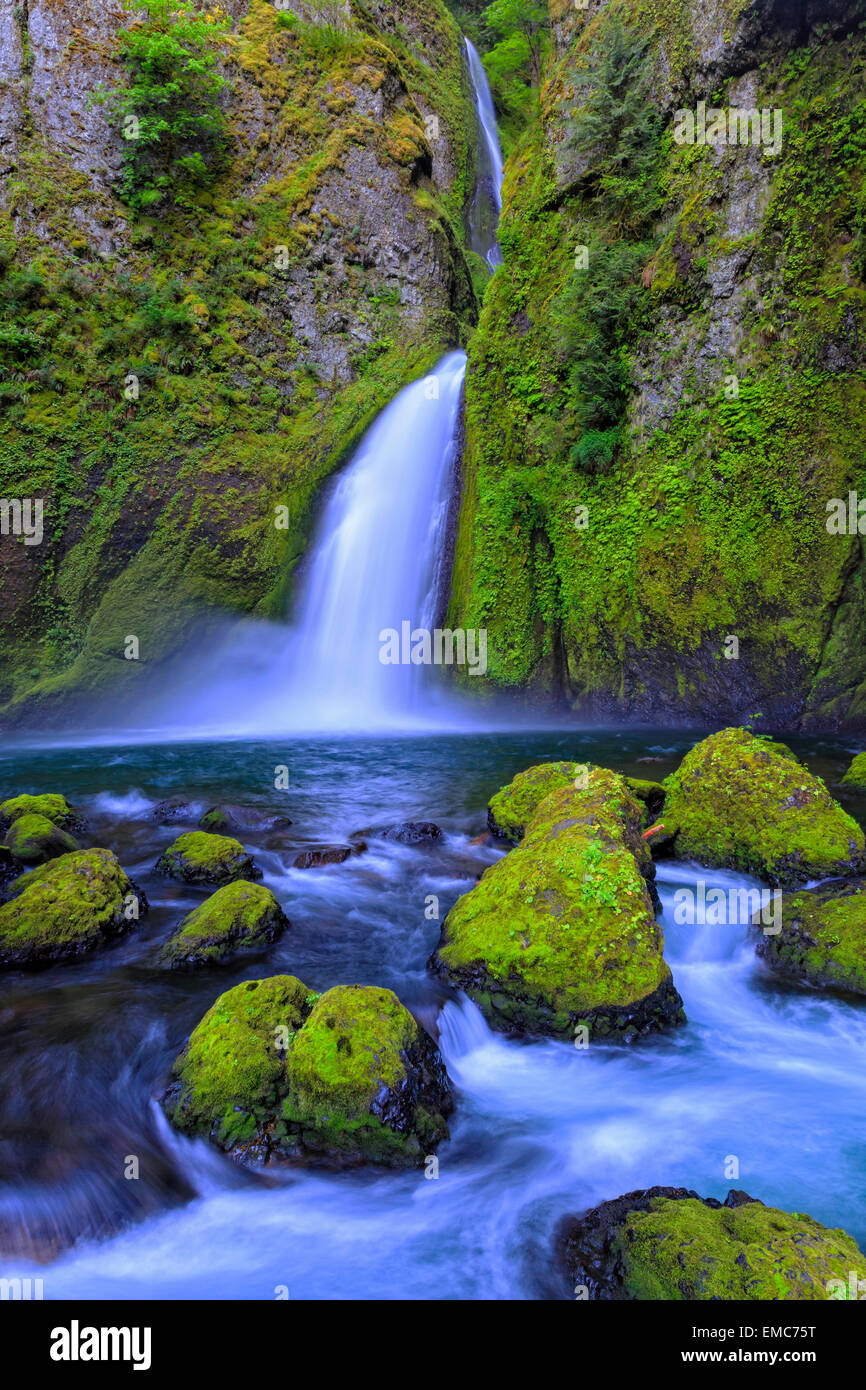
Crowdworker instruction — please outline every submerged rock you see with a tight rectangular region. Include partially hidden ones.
[841,752,866,789]
[662,728,865,886]
[3,813,79,865]
[0,793,84,832]
[199,805,292,834]
[293,844,363,868]
[433,767,683,1040]
[162,977,452,1166]
[754,876,866,996]
[155,832,261,885]
[0,848,145,969]
[151,799,196,826]
[558,1187,864,1300]
[351,821,443,846]
[158,881,289,970]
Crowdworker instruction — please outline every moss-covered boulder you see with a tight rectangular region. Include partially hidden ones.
[841,752,866,789]
[488,762,666,842]
[0,793,83,831]
[3,813,79,865]
[754,877,866,996]
[434,768,683,1040]
[162,977,452,1166]
[559,1187,864,1300]
[487,761,586,842]
[158,881,289,969]
[154,831,260,885]
[662,728,865,886]
[0,848,145,968]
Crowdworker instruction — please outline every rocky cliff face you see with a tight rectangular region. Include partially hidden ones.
[0,0,476,724]
[450,0,866,729]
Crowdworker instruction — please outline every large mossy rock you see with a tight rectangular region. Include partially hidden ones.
[434,767,683,1040]
[158,881,289,970]
[662,728,865,886]
[162,977,452,1167]
[841,752,866,789]
[0,848,144,968]
[155,831,260,885]
[488,762,664,842]
[754,877,866,996]
[0,793,83,831]
[559,1187,864,1300]
[487,762,586,841]
[3,813,79,865]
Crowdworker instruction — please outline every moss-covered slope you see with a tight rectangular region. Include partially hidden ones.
[449,0,866,729]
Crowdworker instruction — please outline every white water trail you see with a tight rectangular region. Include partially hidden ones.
[465,38,504,269]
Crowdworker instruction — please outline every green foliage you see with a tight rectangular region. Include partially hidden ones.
[550,19,662,474]
[481,0,548,128]
[92,0,231,212]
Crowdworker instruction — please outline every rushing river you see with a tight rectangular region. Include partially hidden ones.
[1,727,865,1299]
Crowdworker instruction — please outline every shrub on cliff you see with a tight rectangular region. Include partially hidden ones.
[92,0,231,212]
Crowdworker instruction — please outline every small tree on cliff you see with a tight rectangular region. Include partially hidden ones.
[93,0,231,212]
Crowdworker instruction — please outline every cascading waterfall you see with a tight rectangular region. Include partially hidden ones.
[464,38,505,269]
[250,351,468,731]
[150,42,507,738]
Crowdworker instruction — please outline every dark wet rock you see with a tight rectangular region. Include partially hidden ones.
[557,1186,864,1301]
[158,881,289,970]
[155,832,261,885]
[293,844,364,869]
[151,799,197,826]
[199,804,293,834]
[351,821,443,846]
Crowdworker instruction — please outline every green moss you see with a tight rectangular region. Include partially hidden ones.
[0,847,138,967]
[436,767,683,1038]
[448,12,866,720]
[0,0,477,721]
[663,727,865,886]
[757,879,866,995]
[3,813,78,864]
[281,985,441,1161]
[487,760,587,840]
[614,1196,864,1301]
[155,830,258,884]
[0,792,79,828]
[158,879,288,968]
[842,752,866,789]
[165,977,450,1164]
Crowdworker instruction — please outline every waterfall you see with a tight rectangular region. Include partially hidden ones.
[267,351,468,730]
[136,42,505,738]
[156,352,470,735]
[464,38,505,270]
